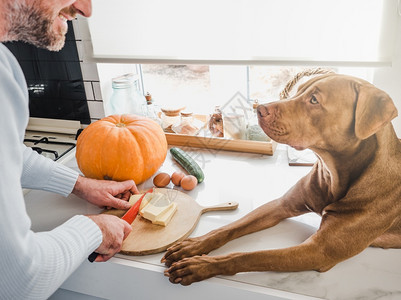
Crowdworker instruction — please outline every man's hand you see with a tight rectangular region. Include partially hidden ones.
[87,214,132,262]
[73,176,139,210]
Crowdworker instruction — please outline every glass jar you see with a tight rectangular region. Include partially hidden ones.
[172,112,199,135]
[105,74,146,116]
[208,105,224,137]
[160,108,183,132]
[180,112,193,125]
[144,92,161,125]
[246,100,270,142]
[223,114,246,139]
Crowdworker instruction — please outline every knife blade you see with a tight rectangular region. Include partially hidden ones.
[121,188,153,223]
[88,188,154,262]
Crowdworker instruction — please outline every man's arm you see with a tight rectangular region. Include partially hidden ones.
[0,46,130,299]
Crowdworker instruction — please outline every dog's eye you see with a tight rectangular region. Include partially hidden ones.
[310,96,319,104]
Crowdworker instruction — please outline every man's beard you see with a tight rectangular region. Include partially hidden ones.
[4,2,68,51]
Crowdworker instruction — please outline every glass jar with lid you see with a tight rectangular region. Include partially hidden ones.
[144,92,161,125]
[172,111,199,135]
[160,107,184,132]
[105,73,146,116]
[246,100,270,141]
[180,112,194,125]
[223,113,246,139]
[208,105,224,137]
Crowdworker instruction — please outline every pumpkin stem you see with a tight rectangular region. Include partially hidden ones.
[116,123,126,128]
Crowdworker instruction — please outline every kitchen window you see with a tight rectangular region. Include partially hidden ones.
[139,64,373,114]
[140,64,247,114]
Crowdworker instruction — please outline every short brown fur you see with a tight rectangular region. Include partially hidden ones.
[162,74,401,285]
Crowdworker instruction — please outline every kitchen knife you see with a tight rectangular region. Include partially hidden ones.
[88,188,154,262]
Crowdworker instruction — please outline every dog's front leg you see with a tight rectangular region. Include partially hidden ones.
[162,191,310,267]
[165,205,388,285]
[164,239,331,286]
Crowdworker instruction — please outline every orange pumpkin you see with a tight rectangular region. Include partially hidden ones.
[76,114,167,185]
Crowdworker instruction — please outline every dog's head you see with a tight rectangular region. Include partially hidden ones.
[257,74,398,151]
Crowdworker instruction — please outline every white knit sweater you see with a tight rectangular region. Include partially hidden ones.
[0,44,102,299]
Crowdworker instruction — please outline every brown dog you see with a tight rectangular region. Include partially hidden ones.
[162,74,401,285]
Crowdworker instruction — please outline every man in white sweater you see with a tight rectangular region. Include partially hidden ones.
[0,0,139,299]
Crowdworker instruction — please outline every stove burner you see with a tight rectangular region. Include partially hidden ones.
[24,138,76,161]
[31,146,59,159]
[34,137,50,144]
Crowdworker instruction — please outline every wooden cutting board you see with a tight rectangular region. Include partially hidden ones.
[103,188,238,255]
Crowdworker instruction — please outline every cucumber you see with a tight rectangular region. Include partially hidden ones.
[170,147,204,183]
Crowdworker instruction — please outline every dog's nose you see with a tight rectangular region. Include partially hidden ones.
[257,104,269,118]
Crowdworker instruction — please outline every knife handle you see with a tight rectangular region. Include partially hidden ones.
[88,252,98,263]
[87,189,153,263]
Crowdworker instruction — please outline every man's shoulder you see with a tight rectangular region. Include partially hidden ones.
[0,43,18,69]
[0,43,27,92]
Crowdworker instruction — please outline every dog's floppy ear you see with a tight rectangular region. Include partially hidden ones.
[354,85,398,140]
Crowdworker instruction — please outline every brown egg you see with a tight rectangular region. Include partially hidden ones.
[153,172,171,188]
[180,175,198,191]
[171,171,186,186]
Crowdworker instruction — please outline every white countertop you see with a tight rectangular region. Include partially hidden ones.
[24,145,401,300]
